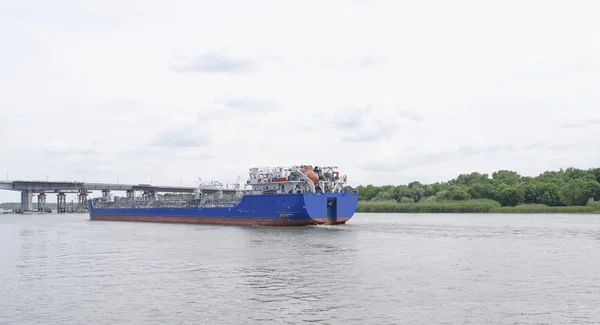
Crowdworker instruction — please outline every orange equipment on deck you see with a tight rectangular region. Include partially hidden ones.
[300,165,319,185]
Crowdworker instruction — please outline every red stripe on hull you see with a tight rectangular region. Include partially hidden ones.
[89,214,319,226]
[312,217,351,225]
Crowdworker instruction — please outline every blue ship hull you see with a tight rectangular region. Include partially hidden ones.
[88,192,359,226]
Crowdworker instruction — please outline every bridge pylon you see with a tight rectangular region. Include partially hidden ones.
[77,188,91,212]
[20,190,32,212]
[57,192,67,213]
[37,191,47,212]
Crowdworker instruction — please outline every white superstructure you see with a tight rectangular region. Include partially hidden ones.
[246,165,348,194]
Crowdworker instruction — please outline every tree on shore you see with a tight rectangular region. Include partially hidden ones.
[356,167,600,207]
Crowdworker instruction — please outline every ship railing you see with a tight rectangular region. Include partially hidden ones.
[330,180,345,193]
[94,196,243,209]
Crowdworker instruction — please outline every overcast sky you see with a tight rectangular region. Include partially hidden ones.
[1,0,599,202]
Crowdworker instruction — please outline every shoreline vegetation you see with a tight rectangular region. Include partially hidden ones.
[355,167,600,214]
[357,199,600,213]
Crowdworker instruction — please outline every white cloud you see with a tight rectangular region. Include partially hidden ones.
[43,140,69,155]
[1,0,600,202]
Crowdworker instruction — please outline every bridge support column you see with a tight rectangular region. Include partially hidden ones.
[37,191,47,212]
[20,190,33,212]
[77,189,89,211]
[57,192,66,213]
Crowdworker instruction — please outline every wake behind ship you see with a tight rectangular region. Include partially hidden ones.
[88,165,359,226]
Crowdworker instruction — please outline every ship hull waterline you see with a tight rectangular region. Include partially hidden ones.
[89,215,351,226]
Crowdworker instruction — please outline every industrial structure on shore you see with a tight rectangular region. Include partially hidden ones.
[0,180,232,214]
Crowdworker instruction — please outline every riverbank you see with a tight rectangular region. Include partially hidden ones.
[356,199,600,213]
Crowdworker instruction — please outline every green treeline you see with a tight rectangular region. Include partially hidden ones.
[355,167,600,213]
[0,202,58,210]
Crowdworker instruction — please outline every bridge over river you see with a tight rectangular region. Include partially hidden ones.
[0,180,236,213]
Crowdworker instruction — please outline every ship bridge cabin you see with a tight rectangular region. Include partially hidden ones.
[247,167,300,194]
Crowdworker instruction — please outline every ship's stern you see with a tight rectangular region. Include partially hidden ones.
[302,192,359,225]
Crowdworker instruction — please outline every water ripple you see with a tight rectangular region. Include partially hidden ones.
[1,213,600,324]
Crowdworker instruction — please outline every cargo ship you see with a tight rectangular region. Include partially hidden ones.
[87,165,359,226]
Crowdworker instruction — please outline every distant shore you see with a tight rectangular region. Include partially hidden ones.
[0,203,58,210]
[357,199,600,213]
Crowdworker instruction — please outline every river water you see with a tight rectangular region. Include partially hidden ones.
[1,212,599,324]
